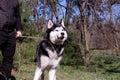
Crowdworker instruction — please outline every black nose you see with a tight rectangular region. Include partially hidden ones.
[61,32,64,35]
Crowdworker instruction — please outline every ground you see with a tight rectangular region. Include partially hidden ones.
[15,63,120,80]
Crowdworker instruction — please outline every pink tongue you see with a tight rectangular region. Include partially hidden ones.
[61,36,64,39]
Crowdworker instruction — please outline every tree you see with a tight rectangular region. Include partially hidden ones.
[65,0,73,24]
[73,0,90,70]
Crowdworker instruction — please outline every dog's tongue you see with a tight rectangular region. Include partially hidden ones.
[60,35,64,39]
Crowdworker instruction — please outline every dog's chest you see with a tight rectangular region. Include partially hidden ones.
[46,45,64,68]
[41,55,62,69]
[46,45,64,59]
[38,40,64,69]
[39,40,64,58]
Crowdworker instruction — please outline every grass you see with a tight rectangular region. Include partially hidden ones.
[15,63,120,80]
[0,41,120,80]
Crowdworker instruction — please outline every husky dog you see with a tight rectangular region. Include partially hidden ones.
[33,20,68,80]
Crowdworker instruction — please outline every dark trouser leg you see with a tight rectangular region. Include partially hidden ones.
[1,31,16,79]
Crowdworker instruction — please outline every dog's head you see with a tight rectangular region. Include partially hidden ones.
[44,20,68,45]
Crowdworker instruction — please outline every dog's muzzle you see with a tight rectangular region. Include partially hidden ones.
[57,32,65,40]
[60,32,65,39]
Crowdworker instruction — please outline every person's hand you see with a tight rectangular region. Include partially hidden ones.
[16,31,22,38]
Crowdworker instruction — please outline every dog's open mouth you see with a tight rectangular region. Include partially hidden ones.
[60,35,64,39]
[57,35,64,40]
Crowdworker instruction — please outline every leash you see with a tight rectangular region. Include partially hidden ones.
[19,36,43,41]
[20,36,41,39]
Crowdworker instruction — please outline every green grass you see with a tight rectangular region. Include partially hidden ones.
[12,42,120,80]
[15,63,120,80]
[0,41,120,80]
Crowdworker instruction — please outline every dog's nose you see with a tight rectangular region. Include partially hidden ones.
[61,32,64,35]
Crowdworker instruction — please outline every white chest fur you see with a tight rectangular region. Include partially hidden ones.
[40,48,63,70]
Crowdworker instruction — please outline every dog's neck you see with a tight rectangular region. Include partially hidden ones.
[53,44,64,54]
[47,39,64,54]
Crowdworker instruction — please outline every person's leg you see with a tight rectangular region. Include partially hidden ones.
[1,31,16,79]
[0,31,8,80]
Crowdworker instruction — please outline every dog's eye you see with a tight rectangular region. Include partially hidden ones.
[55,30,58,31]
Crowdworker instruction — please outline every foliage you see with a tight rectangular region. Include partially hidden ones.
[62,30,83,66]
[20,0,44,37]
[13,40,37,67]
[90,51,120,73]
[20,0,31,36]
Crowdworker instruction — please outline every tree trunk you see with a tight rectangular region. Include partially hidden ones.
[77,0,90,71]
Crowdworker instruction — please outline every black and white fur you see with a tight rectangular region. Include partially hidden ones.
[33,20,68,80]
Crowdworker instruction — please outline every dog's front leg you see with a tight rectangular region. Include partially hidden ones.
[33,67,43,80]
[49,69,56,80]
[41,72,44,80]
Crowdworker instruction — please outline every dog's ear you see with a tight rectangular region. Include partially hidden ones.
[60,19,65,27]
[48,20,53,29]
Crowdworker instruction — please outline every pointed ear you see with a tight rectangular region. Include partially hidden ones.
[48,20,53,29]
[61,19,65,27]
